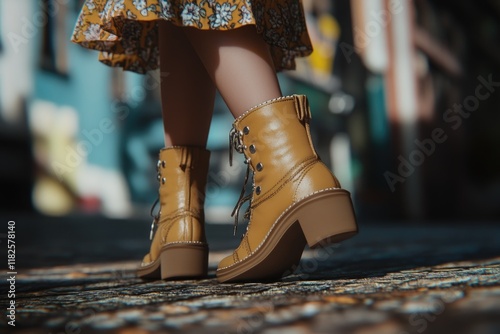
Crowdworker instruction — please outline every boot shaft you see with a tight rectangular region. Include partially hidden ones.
[157,147,210,218]
[139,146,211,279]
[231,95,322,191]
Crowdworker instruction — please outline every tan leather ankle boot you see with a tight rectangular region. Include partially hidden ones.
[217,95,358,282]
[138,146,210,279]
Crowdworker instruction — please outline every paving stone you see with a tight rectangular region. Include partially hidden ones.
[1,223,499,333]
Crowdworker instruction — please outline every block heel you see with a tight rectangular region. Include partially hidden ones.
[297,189,358,248]
[159,243,208,279]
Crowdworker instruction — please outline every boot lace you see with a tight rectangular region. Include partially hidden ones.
[229,126,253,237]
[148,159,163,240]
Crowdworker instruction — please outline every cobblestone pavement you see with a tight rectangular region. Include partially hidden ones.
[1,220,499,334]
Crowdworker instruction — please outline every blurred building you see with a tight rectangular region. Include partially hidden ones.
[1,1,139,217]
[0,1,36,213]
[336,0,500,220]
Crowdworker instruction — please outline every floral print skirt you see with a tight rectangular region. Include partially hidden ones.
[71,0,313,74]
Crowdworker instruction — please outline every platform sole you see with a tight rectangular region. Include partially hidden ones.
[137,243,208,280]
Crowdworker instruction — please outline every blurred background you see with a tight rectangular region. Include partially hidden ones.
[1,0,499,226]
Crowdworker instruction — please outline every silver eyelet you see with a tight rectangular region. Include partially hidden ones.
[161,177,166,184]
[157,160,162,169]
[255,186,261,195]
[256,162,263,171]
[243,126,250,135]
[249,145,256,154]
[157,174,161,181]
[161,161,166,168]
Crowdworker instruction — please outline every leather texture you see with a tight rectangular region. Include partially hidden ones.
[218,95,341,272]
[141,146,210,266]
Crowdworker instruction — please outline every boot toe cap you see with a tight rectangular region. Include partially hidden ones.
[217,253,236,271]
[141,253,154,266]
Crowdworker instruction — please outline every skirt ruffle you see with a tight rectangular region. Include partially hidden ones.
[71,0,313,73]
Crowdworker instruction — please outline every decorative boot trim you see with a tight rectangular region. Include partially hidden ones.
[234,95,296,122]
[233,95,312,124]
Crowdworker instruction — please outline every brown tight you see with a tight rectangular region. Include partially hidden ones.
[159,22,216,147]
[159,22,282,147]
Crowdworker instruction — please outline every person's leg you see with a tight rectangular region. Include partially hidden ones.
[182,26,282,118]
[180,25,358,283]
[138,22,215,280]
[159,21,216,147]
